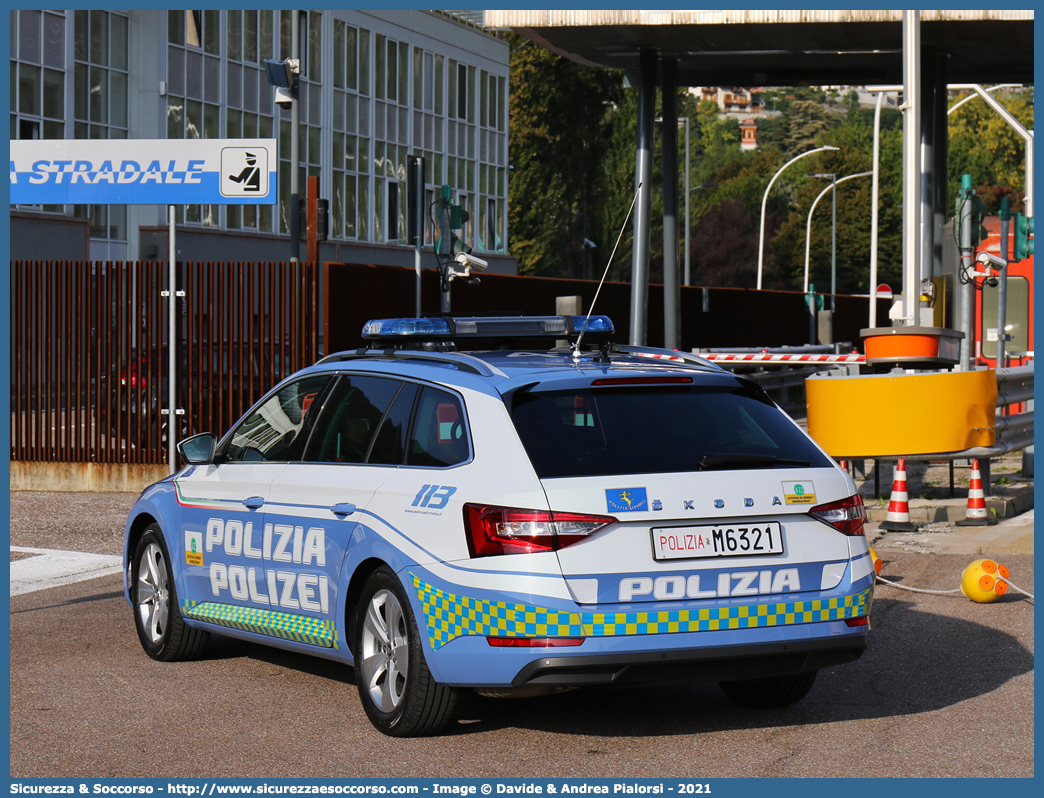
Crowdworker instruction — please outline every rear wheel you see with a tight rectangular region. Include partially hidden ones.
[131,525,209,661]
[354,566,457,736]
[719,670,818,708]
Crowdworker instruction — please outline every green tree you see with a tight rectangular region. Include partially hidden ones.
[947,88,1033,213]
[782,100,831,159]
[769,117,904,295]
[506,34,621,278]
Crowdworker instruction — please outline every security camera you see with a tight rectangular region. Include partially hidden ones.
[975,251,1007,270]
[454,252,488,272]
[274,86,294,108]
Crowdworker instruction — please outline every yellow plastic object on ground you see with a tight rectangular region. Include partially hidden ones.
[868,547,883,575]
[806,369,997,457]
[961,559,1010,603]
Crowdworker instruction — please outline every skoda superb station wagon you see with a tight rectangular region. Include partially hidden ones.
[124,315,873,736]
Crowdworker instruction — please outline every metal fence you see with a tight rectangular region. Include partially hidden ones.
[11,260,319,465]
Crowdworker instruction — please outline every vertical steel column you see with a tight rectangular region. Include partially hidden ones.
[629,47,657,346]
[997,199,1011,371]
[661,58,680,350]
[932,54,949,282]
[902,10,922,327]
[919,47,936,286]
[830,174,837,313]
[683,116,691,287]
[289,10,301,263]
[869,91,884,328]
[167,206,177,472]
[958,175,974,371]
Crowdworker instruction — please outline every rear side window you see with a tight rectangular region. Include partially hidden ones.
[225,376,330,462]
[304,375,402,463]
[511,384,832,478]
[407,387,469,468]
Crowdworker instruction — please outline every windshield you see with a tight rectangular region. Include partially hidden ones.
[510,384,832,479]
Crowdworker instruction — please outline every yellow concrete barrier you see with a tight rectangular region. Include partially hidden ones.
[806,369,997,457]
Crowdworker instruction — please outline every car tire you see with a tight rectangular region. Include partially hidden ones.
[718,670,818,709]
[131,525,210,662]
[353,566,457,737]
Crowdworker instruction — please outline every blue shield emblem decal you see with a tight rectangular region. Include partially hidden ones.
[606,488,648,513]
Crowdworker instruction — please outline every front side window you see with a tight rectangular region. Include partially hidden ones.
[224,375,329,462]
[407,387,469,468]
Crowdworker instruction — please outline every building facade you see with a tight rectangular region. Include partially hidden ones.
[10,10,515,273]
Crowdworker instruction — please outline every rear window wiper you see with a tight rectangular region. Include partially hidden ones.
[699,454,811,470]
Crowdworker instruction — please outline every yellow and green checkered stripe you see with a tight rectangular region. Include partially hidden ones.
[412,572,872,650]
[183,600,338,648]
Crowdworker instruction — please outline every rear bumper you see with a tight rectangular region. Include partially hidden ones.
[512,633,867,688]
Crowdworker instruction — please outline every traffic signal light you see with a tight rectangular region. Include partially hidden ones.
[297,198,329,241]
[1011,213,1034,261]
[436,184,471,256]
[955,175,987,246]
[969,197,989,245]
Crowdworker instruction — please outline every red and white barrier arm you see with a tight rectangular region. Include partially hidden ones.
[702,353,866,364]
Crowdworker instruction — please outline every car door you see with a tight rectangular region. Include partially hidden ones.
[176,374,332,618]
[261,374,412,648]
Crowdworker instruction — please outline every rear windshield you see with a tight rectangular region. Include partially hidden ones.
[510,384,832,478]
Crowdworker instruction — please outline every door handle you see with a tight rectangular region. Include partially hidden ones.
[243,496,265,510]
[331,502,357,517]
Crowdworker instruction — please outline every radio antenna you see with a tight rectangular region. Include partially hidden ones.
[572,182,643,359]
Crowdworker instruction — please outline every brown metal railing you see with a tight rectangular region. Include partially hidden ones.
[11,260,319,465]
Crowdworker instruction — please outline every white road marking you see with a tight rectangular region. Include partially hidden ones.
[10,547,123,596]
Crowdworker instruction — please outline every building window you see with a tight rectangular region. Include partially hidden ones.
[225,10,276,233]
[71,10,129,239]
[273,10,323,237]
[11,10,68,214]
[167,9,220,227]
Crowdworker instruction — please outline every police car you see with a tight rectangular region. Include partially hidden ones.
[123,315,873,737]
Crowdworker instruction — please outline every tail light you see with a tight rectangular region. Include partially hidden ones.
[121,362,146,389]
[809,494,866,536]
[486,637,585,647]
[464,503,615,557]
[845,616,869,628]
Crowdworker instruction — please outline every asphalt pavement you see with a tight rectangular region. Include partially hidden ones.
[7,489,1036,778]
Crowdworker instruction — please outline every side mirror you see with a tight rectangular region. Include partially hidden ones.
[177,433,216,465]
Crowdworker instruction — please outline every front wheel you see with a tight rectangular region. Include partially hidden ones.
[131,525,209,661]
[354,567,457,736]
[719,670,818,708]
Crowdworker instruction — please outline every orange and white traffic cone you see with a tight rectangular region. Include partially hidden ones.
[956,459,997,526]
[881,458,917,532]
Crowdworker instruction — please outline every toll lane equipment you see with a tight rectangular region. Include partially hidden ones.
[881,458,917,532]
[703,353,865,364]
[961,559,1010,603]
[956,460,998,527]
[806,369,996,457]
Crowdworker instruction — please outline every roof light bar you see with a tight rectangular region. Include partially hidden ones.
[362,315,614,340]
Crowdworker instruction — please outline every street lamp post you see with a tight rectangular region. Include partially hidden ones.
[757,145,839,289]
[803,172,873,295]
[808,172,837,312]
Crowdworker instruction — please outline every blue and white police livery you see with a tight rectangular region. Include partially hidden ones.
[123,315,873,736]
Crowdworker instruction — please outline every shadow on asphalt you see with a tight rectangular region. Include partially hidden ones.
[10,590,127,613]
[188,593,1035,738]
[435,596,1034,737]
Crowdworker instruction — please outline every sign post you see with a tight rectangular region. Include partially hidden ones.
[11,138,278,472]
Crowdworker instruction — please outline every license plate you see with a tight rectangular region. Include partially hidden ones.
[652,522,784,560]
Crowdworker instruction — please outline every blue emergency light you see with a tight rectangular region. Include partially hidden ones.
[361,315,615,340]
